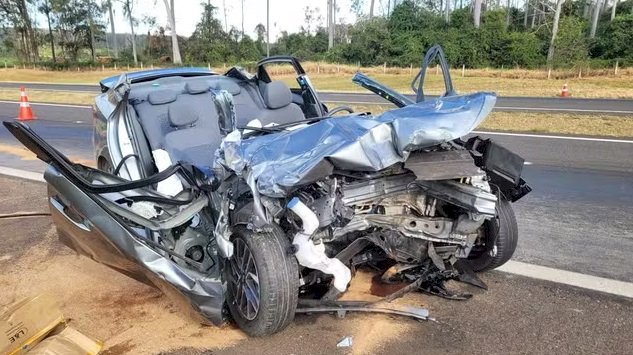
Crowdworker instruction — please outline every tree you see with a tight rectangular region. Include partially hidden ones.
[254,22,266,55]
[590,0,603,38]
[104,0,117,58]
[594,13,633,61]
[351,0,364,17]
[161,0,182,63]
[85,0,102,61]
[222,0,228,32]
[38,0,56,62]
[49,0,103,61]
[185,3,230,63]
[0,0,39,62]
[120,0,138,64]
[255,23,266,43]
[445,0,451,23]
[611,0,618,20]
[327,0,334,49]
[302,6,322,35]
[552,16,588,66]
[473,0,483,28]
[547,0,565,65]
[505,0,511,28]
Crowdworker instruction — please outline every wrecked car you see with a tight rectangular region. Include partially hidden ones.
[4,45,531,336]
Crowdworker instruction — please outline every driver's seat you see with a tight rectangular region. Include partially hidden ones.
[257,81,304,126]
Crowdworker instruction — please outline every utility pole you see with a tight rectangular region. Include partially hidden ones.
[266,0,270,57]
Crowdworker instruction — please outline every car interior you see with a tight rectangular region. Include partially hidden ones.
[127,72,309,175]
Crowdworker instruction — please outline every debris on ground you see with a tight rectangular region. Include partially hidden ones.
[1,293,102,355]
[336,336,353,348]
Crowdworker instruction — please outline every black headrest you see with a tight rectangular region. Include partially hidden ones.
[260,81,292,109]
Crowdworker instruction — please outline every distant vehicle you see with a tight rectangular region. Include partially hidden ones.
[5,46,531,337]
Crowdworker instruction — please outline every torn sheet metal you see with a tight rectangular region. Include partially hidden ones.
[221,92,496,197]
[44,166,226,326]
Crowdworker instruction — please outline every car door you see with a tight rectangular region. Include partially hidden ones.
[2,121,226,325]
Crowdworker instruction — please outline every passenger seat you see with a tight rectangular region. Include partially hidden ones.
[257,81,304,126]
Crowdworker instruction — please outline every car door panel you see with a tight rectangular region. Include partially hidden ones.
[3,121,226,326]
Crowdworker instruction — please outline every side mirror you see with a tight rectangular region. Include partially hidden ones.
[212,90,236,136]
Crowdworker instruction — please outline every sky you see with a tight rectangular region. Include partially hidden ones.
[101,0,385,41]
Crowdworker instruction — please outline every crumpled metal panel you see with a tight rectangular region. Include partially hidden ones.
[44,166,226,326]
[221,92,496,197]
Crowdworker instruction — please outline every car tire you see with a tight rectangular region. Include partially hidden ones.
[465,198,518,272]
[224,225,299,337]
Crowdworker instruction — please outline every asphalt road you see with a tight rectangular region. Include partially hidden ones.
[0,101,632,286]
[1,175,632,354]
[2,81,633,114]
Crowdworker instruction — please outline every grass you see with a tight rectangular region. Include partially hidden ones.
[338,103,633,138]
[0,68,130,83]
[287,73,633,98]
[0,88,94,105]
[2,63,633,98]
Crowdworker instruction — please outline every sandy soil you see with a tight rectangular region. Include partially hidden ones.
[0,174,429,355]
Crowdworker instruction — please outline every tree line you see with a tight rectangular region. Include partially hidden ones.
[287,0,633,68]
[1,0,632,70]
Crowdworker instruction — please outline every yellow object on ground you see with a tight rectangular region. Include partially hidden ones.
[28,327,102,355]
[0,294,102,355]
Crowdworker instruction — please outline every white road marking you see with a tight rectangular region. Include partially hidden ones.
[498,261,633,299]
[472,130,633,144]
[524,161,533,165]
[0,100,91,109]
[495,106,633,114]
[0,166,44,182]
[3,88,94,94]
[0,80,94,86]
[323,100,633,114]
[1,165,632,299]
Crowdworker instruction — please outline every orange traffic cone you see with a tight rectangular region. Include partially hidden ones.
[559,83,570,97]
[17,87,36,121]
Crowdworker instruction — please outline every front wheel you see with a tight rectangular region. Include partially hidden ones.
[224,226,299,337]
[465,198,518,272]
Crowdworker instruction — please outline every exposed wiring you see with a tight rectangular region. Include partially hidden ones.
[113,154,140,176]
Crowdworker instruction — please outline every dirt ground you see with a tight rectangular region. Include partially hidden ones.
[1,175,632,355]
